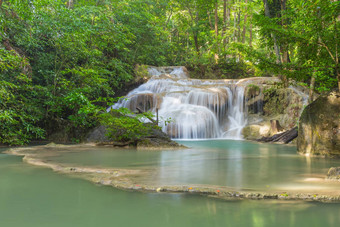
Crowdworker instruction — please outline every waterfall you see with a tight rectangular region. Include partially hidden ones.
[110,67,250,140]
[222,86,247,140]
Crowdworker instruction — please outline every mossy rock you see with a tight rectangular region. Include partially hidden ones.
[327,167,340,180]
[242,123,271,140]
[246,84,261,97]
[137,137,184,149]
[297,92,340,157]
[263,87,304,128]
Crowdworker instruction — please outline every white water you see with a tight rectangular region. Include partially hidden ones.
[222,86,248,139]
[110,67,249,140]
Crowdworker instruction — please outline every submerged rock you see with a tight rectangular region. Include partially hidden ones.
[327,167,340,180]
[298,92,340,157]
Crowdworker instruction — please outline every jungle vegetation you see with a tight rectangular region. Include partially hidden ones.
[0,0,339,145]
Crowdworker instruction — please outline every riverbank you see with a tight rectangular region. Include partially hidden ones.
[5,143,340,203]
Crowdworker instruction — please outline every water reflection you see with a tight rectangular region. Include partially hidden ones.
[40,140,340,191]
[1,152,340,227]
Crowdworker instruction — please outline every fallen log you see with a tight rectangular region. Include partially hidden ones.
[257,126,298,144]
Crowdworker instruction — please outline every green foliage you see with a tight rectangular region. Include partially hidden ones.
[99,108,157,143]
[134,64,150,79]
[0,0,173,145]
[0,0,338,145]
[247,84,260,93]
[0,49,45,145]
[249,0,339,91]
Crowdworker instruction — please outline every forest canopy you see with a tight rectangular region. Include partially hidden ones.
[0,0,339,145]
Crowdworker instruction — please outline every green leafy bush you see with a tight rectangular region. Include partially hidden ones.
[99,108,157,143]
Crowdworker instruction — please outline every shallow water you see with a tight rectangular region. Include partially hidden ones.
[1,152,340,227]
[46,140,340,191]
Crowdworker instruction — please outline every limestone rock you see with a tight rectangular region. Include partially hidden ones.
[242,123,271,140]
[263,88,306,129]
[297,92,340,157]
[245,84,264,114]
[243,84,308,141]
[87,124,184,148]
[86,125,111,143]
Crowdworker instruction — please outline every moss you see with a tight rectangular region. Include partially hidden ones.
[246,84,261,97]
[298,92,340,156]
[263,88,288,115]
[242,126,258,139]
[247,84,260,92]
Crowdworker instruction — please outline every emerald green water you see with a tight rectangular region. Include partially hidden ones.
[47,140,340,191]
[1,141,340,227]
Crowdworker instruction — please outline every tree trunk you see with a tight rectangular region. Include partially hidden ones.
[227,4,231,27]
[214,2,218,38]
[336,15,339,91]
[237,7,241,42]
[308,73,316,104]
[67,0,74,9]
[214,1,219,63]
[270,120,284,135]
[226,3,231,45]
[249,14,253,47]
[242,0,248,43]
[263,0,281,64]
[194,34,200,55]
[187,6,200,56]
[337,70,340,91]
[233,9,237,42]
[208,11,214,30]
[223,0,227,47]
[258,127,298,144]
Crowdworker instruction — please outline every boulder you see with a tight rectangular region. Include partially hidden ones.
[242,123,271,140]
[263,87,306,129]
[86,125,111,143]
[87,124,184,149]
[297,92,340,157]
[243,85,308,141]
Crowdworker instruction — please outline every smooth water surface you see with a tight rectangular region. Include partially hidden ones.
[1,152,340,227]
[47,140,340,190]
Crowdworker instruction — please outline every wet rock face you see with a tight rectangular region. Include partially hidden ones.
[263,88,306,128]
[242,85,308,140]
[245,84,263,115]
[298,92,340,157]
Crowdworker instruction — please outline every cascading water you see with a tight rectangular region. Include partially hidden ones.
[222,85,247,139]
[110,67,251,140]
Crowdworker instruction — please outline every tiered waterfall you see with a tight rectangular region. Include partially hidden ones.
[110,67,265,140]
